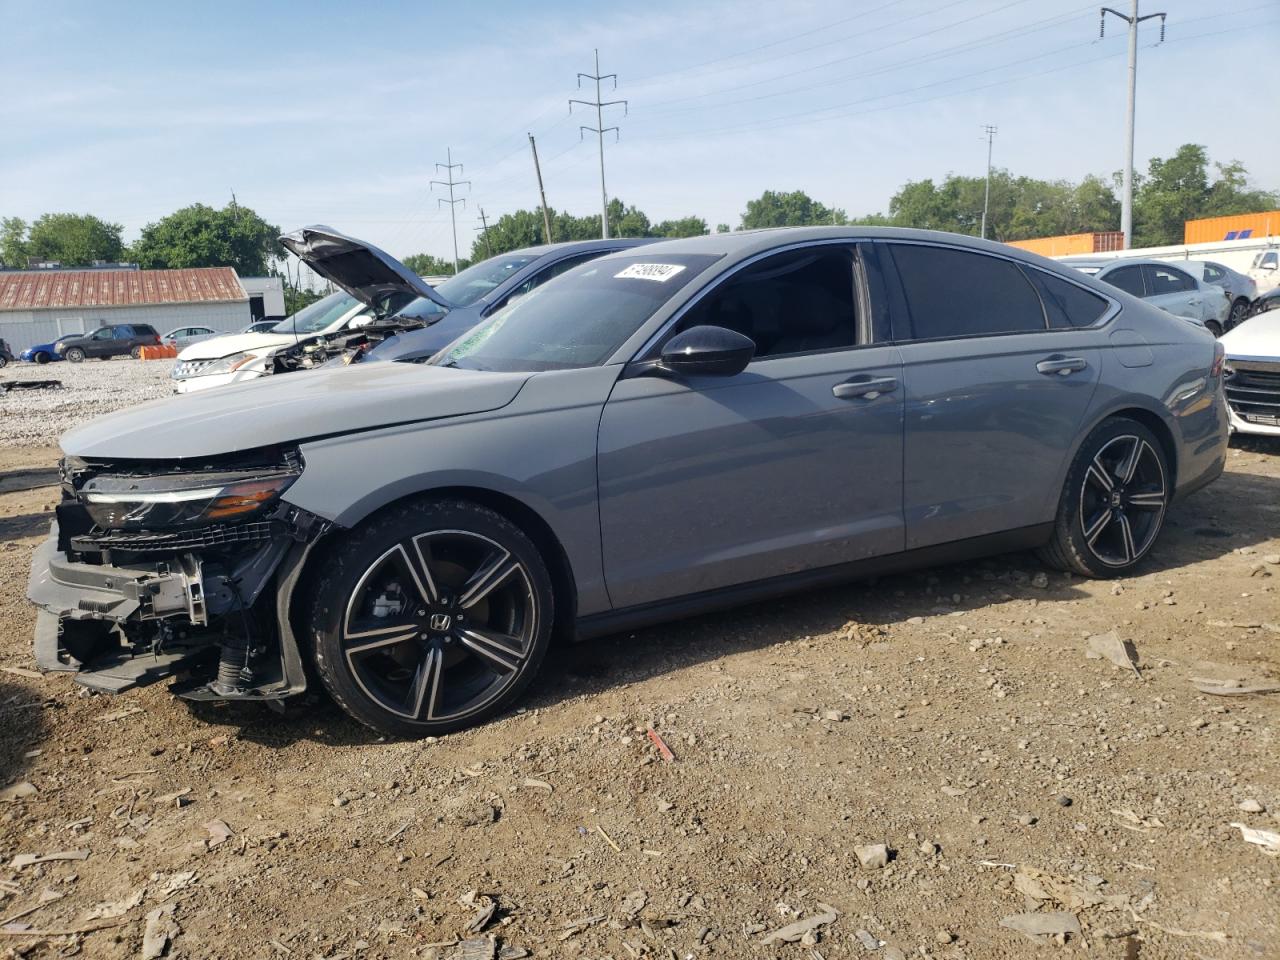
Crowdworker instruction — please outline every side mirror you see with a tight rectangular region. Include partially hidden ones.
[659,325,755,377]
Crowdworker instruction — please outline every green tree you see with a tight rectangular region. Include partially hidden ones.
[24,213,124,266]
[1133,145,1279,246]
[283,284,324,316]
[715,223,731,234]
[1,217,28,268]
[740,190,846,229]
[131,203,282,276]
[652,216,709,238]
[403,252,467,276]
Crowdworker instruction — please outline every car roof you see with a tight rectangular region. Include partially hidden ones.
[504,237,656,258]
[1060,257,1193,271]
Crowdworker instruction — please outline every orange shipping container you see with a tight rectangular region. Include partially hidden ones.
[1184,211,1280,244]
[1005,232,1124,257]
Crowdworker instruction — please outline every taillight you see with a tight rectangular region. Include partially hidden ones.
[1210,341,1225,378]
[153,335,161,344]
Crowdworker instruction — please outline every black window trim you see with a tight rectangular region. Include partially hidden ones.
[877,239,1120,345]
[631,238,875,366]
[1142,262,1196,296]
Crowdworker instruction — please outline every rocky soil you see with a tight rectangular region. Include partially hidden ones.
[0,369,1276,959]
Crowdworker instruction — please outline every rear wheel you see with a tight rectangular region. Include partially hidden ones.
[308,499,554,738]
[1228,298,1249,330]
[65,347,85,363]
[1038,417,1170,578]
[130,345,143,359]
[1205,320,1223,338]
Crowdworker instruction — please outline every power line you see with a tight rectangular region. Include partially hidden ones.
[980,125,998,240]
[430,147,471,273]
[570,49,627,240]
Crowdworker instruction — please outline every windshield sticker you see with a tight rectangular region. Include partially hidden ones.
[615,263,687,282]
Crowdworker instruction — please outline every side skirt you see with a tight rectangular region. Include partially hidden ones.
[575,523,1054,641]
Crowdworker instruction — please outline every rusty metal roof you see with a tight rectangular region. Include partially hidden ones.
[0,267,247,311]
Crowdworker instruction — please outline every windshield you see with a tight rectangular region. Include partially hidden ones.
[271,291,360,335]
[431,254,722,373]
[434,254,538,306]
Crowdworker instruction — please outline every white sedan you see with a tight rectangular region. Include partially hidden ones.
[1221,307,1280,436]
[1063,258,1231,336]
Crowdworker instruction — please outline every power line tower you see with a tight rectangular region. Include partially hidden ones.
[1100,3,1166,249]
[475,208,492,260]
[980,125,997,240]
[431,147,471,273]
[570,50,627,240]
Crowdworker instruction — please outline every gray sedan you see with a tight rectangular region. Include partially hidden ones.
[28,227,1228,737]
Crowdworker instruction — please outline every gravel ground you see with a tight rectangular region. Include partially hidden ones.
[0,392,1277,958]
[0,359,174,447]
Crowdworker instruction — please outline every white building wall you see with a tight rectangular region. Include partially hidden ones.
[240,277,286,318]
[0,300,251,353]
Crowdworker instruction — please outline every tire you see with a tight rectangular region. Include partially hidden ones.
[130,345,142,359]
[33,351,49,365]
[1227,298,1250,330]
[308,499,554,738]
[1205,320,1223,338]
[0,355,7,369]
[1038,417,1170,578]
[65,347,85,363]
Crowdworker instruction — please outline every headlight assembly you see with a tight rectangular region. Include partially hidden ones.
[202,352,261,376]
[80,471,296,530]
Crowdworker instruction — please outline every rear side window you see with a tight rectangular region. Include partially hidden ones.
[1146,264,1195,295]
[1103,265,1145,298]
[133,324,157,336]
[1203,264,1225,282]
[1027,270,1110,329]
[112,326,133,339]
[888,244,1045,340]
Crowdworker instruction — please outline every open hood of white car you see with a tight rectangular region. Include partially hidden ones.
[1222,312,1280,362]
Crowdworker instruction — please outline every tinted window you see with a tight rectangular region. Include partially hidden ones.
[133,325,157,336]
[1203,264,1225,282]
[1027,270,1110,329]
[674,247,858,358]
[434,254,721,372]
[1102,265,1145,297]
[434,254,538,307]
[1147,265,1195,295]
[889,244,1045,339]
[113,326,134,339]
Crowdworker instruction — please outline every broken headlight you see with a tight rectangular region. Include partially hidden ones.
[80,471,297,530]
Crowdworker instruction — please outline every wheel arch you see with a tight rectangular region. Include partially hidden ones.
[1075,403,1179,492]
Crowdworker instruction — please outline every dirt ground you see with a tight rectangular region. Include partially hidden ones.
[1,438,1277,960]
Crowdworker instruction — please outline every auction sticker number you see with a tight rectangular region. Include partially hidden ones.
[615,263,687,282]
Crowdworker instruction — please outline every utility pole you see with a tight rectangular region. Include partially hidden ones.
[1100,2,1166,249]
[980,125,997,240]
[475,208,492,260]
[528,134,554,245]
[431,147,471,273]
[570,50,626,239]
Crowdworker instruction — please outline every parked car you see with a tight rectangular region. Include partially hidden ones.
[170,229,444,393]
[1063,258,1231,336]
[1249,249,1279,296]
[21,334,79,364]
[161,326,218,349]
[1220,303,1280,437]
[241,320,281,334]
[0,338,12,368]
[1176,260,1257,330]
[357,238,657,365]
[54,324,161,362]
[1247,285,1280,319]
[28,227,1228,738]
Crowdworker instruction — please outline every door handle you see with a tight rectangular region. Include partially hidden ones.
[832,376,898,400]
[1035,355,1087,376]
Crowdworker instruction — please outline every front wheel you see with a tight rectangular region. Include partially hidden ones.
[1228,298,1249,330]
[308,499,554,738]
[65,347,85,363]
[1205,320,1223,338]
[33,351,50,365]
[1038,417,1170,578]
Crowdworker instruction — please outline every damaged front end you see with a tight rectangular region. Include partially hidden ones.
[272,314,432,372]
[27,446,329,704]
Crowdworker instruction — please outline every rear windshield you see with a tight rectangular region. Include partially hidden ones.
[432,254,722,372]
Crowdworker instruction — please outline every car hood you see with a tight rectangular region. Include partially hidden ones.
[1222,312,1280,362]
[61,362,531,460]
[280,225,456,313]
[177,332,309,361]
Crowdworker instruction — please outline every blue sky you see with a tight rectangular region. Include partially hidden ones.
[1,0,1276,262]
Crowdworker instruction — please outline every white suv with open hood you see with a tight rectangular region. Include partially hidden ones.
[170,227,453,393]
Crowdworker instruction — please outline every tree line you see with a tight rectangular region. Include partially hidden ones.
[3,143,1274,284]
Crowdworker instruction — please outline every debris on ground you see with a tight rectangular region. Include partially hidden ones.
[10,850,90,869]
[760,903,838,944]
[854,843,890,869]
[142,902,180,960]
[1086,630,1142,678]
[646,727,677,762]
[0,781,36,802]
[1231,823,1280,855]
[203,819,234,848]
[999,911,1082,943]
[1192,676,1280,696]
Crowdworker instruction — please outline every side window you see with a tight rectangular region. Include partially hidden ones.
[1103,265,1146,298]
[888,244,1045,339]
[1203,264,1225,282]
[673,246,859,359]
[1147,265,1195,295]
[113,326,133,339]
[1027,269,1110,329]
[90,328,112,340]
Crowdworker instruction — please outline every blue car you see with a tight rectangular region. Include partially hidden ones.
[356,238,656,364]
[20,334,78,364]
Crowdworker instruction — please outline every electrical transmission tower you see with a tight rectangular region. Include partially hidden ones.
[570,50,627,239]
[1100,2,1166,249]
[431,147,471,273]
[980,125,997,240]
[475,208,492,260]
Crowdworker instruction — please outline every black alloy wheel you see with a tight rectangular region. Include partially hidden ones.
[1228,298,1250,330]
[309,500,553,737]
[1039,417,1170,578]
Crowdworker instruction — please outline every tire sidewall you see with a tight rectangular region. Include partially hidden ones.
[308,499,555,738]
[1050,417,1170,578]
[34,352,49,365]
[66,348,85,363]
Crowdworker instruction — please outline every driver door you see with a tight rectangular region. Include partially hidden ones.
[85,327,114,357]
[596,243,904,609]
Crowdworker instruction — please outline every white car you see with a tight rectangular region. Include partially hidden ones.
[1248,249,1279,297]
[1063,258,1231,337]
[161,326,218,349]
[1221,309,1280,436]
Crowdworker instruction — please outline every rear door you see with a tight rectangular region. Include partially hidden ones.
[597,242,904,608]
[883,242,1106,550]
[110,325,136,357]
[1143,264,1203,321]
